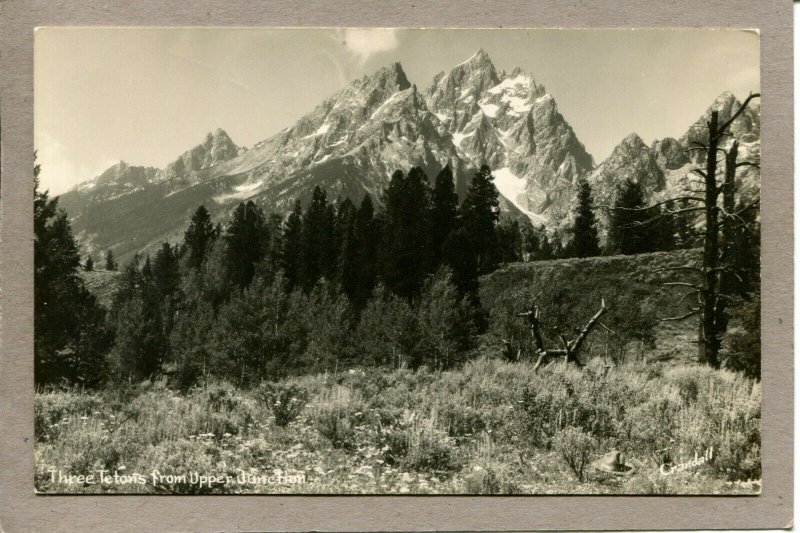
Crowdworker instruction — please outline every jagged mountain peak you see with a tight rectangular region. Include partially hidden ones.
[360,61,411,94]
[94,160,129,185]
[460,48,493,67]
[159,128,242,181]
[650,137,689,170]
[619,132,648,150]
[63,54,757,265]
[204,127,233,143]
[682,91,760,147]
[424,50,501,115]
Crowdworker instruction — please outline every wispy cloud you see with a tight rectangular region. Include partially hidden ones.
[336,28,399,65]
[35,132,118,195]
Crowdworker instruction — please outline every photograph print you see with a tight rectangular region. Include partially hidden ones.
[34,28,761,494]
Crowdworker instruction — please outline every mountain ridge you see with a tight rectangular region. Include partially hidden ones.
[56,51,760,264]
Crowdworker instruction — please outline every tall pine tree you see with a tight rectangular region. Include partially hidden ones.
[302,186,336,290]
[565,179,601,258]
[429,165,459,270]
[224,201,268,289]
[496,218,523,263]
[34,158,111,386]
[460,165,500,274]
[608,178,651,255]
[380,168,431,300]
[281,200,305,291]
[183,205,216,269]
[104,249,117,271]
[334,198,359,300]
[352,194,378,308]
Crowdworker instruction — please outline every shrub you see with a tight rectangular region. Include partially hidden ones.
[553,426,598,482]
[203,382,242,412]
[256,382,309,427]
[395,411,461,475]
[464,466,520,494]
[722,295,761,380]
[315,409,355,449]
[309,386,361,450]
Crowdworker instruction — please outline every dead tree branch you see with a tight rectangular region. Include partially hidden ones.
[518,299,609,373]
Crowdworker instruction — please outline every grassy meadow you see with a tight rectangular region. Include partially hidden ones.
[37,250,760,495]
[35,357,761,495]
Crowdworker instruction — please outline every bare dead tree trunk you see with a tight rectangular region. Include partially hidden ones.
[714,140,740,350]
[652,94,758,369]
[518,300,608,372]
[699,110,721,367]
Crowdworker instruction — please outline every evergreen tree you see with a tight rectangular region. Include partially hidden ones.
[727,201,761,296]
[537,230,555,260]
[105,249,117,271]
[259,212,284,282]
[653,203,677,252]
[334,198,359,300]
[565,180,601,258]
[224,201,268,289]
[380,168,431,300]
[108,255,164,380]
[429,165,459,269]
[608,178,651,255]
[152,242,181,336]
[674,198,697,249]
[34,158,111,386]
[84,256,94,271]
[302,186,336,290]
[496,218,523,263]
[183,205,216,269]
[281,200,304,291]
[442,226,479,302]
[518,220,536,261]
[352,194,378,309]
[460,165,500,273]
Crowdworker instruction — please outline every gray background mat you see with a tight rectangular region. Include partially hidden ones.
[0,1,792,530]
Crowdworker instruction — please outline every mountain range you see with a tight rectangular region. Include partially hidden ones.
[55,50,760,263]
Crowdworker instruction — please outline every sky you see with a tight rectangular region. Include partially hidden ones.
[35,28,760,195]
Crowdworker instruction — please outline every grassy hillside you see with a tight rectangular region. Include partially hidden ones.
[35,357,760,495]
[480,249,703,365]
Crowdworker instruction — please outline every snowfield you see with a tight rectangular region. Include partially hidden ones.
[492,167,546,224]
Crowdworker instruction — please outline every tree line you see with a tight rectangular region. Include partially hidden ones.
[37,164,515,388]
[35,154,757,389]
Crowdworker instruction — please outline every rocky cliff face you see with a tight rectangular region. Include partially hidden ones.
[589,133,666,218]
[160,128,244,182]
[57,51,759,263]
[588,92,760,238]
[425,50,594,224]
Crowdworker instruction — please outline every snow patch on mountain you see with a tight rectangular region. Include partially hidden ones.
[493,167,546,224]
[214,180,264,203]
[478,103,499,117]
